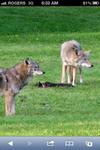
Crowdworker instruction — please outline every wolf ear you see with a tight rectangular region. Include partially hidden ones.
[25,58,30,65]
[77,50,83,56]
[84,50,91,57]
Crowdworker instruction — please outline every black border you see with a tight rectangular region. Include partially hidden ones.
[0,0,100,6]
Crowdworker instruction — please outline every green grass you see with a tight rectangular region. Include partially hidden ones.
[0,7,100,136]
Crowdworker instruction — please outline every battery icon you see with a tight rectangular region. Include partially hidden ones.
[92,1,99,5]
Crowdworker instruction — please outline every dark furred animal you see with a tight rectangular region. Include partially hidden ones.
[37,82,73,88]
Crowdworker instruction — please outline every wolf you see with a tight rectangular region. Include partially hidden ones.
[0,58,44,116]
[61,40,93,86]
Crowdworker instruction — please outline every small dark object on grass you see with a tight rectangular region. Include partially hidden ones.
[36,82,74,88]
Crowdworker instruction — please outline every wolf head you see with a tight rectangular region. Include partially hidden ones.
[76,51,93,68]
[24,58,45,76]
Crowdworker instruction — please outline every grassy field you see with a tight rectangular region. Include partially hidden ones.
[0,7,100,136]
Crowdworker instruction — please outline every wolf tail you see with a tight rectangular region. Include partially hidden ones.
[0,72,7,87]
[0,73,4,87]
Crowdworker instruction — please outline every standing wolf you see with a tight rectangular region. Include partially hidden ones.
[0,58,44,116]
[61,40,93,86]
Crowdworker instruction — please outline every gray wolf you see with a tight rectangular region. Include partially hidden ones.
[61,40,93,86]
[0,58,44,116]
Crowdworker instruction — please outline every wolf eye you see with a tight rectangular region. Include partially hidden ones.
[35,66,38,69]
[34,66,38,71]
[84,58,87,61]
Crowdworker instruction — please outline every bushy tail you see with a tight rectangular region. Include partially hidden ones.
[0,72,7,88]
[0,73,3,87]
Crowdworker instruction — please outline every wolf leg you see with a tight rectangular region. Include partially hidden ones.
[11,97,15,115]
[72,67,77,86]
[79,67,83,83]
[4,91,15,116]
[70,66,73,83]
[67,66,71,84]
[61,63,66,83]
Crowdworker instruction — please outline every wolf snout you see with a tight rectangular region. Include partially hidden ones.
[91,64,94,67]
[43,71,45,74]
[89,64,94,68]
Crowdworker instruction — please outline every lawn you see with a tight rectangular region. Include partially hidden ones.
[0,7,100,136]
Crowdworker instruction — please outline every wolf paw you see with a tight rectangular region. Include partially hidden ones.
[80,79,83,83]
[72,83,76,87]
